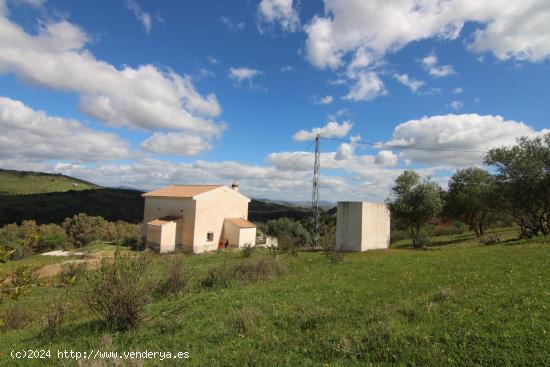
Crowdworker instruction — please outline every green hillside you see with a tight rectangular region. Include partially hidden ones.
[0,169,313,225]
[1,232,548,366]
[0,169,98,195]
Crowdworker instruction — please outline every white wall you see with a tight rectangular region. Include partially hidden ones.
[143,197,196,250]
[336,201,390,252]
[238,227,256,247]
[193,187,250,253]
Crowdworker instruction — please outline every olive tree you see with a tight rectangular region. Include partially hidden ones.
[485,133,550,237]
[444,167,498,238]
[386,170,443,248]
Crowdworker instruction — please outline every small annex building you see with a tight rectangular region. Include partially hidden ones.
[142,183,256,253]
[336,201,390,252]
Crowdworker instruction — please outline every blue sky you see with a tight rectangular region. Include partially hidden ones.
[0,0,549,201]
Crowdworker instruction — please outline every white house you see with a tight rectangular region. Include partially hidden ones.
[142,183,256,253]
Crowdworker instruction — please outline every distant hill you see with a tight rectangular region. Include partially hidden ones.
[0,169,98,195]
[256,198,335,210]
[0,169,313,226]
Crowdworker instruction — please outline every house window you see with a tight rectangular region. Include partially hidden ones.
[207,232,214,242]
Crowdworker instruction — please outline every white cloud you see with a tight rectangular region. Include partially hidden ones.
[393,74,425,93]
[375,150,398,166]
[206,56,219,65]
[449,100,463,111]
[220,16,244,31]
[0,11,224,137]
[305,0,550,70]
[315,95,333,105]
[198,68,215,79]
[386,113,550,167]
[0,97,130,161]
[293,120,352,141]
[421,53,454,77]
[125,0,152,34]
[258,0,299,32]
[343,71,387,102]
[280,65,295,73]
[452,87,463,94]
[141,132,214,157]
[228,67,263,89]
[335,143,353,161]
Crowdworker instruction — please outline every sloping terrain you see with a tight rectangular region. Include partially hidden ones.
[0,169,98,196]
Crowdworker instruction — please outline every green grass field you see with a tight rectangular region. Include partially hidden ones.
[1,232,549,366]
[0,169,98,196]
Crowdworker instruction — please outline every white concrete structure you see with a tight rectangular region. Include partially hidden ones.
[336,202,390,252]
[142,184,256,253]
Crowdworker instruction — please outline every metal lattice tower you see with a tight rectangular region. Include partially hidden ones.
[312,134,321,248]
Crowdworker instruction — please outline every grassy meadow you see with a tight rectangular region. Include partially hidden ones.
[1,230,549,366]
[0,169,98,196]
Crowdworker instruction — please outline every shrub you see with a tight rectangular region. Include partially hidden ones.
[232,258,286,282]
[479,233,501,245]
[42,301,65,340]
[278,233,298,256]
[11,265,38,288]
[63,213,108,247]
[241,244,255,258]
[200,266,232,290]
[0,303,31,331]
[266,218,310,247]
[38,224,69,251]
[0,245,14,263]
[58,261,87,286]
[154,258,187,297]
[201,257,286,290]
[82,254,151,332]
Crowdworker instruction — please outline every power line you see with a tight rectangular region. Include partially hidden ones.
[284,139,316,172]
[319,136,486,153]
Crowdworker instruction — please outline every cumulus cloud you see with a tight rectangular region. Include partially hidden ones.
[293,120,352,141]
[449,100,463,111]
[386,113,550,167]
[452,87,463,94]
[315,95,333,105]
[421,53,454,77]
[343,71,387,101]
[375,150,398,166]
[393,74,425,93]
[220,16,244,31]
[0,8,223,136]
[257,0,299,32]
[303,0,550,98]
[0,97,130,161]
[141,132,214,156]
[305,0,550,69]
[228,67,263,83]
[125,0,153,34]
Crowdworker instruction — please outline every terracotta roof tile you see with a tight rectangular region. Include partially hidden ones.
[142,185,222,198]
[225,218,256,228]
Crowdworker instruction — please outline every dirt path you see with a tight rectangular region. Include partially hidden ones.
[36,250,115,278]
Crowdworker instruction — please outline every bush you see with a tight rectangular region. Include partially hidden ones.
[201,257,286,290]
[42,301,65,340]
[278,233,298,256]
[232,258,286,282]
[200,266,232,290]
[241,244,255,258]
[479,233,501,245]
[0,245,14,263]
[58,261,87,286]
[154,258,187,297]
[82,254,151,332]
[266,218,310,247]
[0,303,31,331]
[38,224,69,251]
[11,265,38,288]
[63,213,108,247]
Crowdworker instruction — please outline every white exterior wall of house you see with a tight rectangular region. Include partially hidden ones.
[336,201,390,252]
[143,197,196,250]
[192,187,250,253]
[223,221,256,247]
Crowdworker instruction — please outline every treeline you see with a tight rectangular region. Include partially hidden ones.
[387,134,550,247]
[0,214,139,261]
